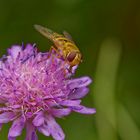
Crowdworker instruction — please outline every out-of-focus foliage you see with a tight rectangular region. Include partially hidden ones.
[0,0,140,140]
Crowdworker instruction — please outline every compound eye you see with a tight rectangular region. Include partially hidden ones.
[67,52,77,62]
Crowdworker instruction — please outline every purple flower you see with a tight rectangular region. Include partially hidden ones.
[0,44,96,140]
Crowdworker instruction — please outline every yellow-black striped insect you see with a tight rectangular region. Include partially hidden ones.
[34,24,82,71]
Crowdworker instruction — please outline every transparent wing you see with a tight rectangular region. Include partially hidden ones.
[63,31,75,43]
[34,24,59,41]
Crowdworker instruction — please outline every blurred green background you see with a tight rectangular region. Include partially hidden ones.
[0,0,140,140]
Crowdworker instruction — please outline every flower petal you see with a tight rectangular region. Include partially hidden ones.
[69,87,89,99]
[8,116,25,138]
[45,115,65,140]
[31,132,38,140]
[25,122,38,140]
[37,123,50,136]
[0,112,16,123]
[73,105,96,114]
[25,44,35,53]
[59,100,81,107]
[51,108,71,118]
[33,111,44,127]
[67,76,92,89]
[8,137,16,140]
[0,124,2,131]
[0,96,7,103]
[8,46,22,59]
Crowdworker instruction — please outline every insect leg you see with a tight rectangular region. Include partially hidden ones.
[49,46,72,76]
[49,46,63,59]
[49,46,63,64]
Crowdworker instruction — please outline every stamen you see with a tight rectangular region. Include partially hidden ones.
[21,54,35,64]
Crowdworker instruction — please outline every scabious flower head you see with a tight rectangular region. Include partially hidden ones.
[0,44,96,140]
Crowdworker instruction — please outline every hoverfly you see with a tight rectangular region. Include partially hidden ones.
[34,24,82,71]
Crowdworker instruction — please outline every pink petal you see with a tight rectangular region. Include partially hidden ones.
[25,44,35,53]
[0,112,16,123]
[60,100,81,107]
[0,107,12,112]
[8,116,25,138]
[0,96,7,103]
[31,132,38,140]
[25,122,38,140]
[67,76,92,89]
[38,123,50,136]
[51,108,71,118]
[73,105,96,114]
[45,115,65,140]
[69,87,89,99]
[8,137,15,140]
[33,111,44,127]
[0,124,2,131]
[71,65,78,73]
[8,46,21,59]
